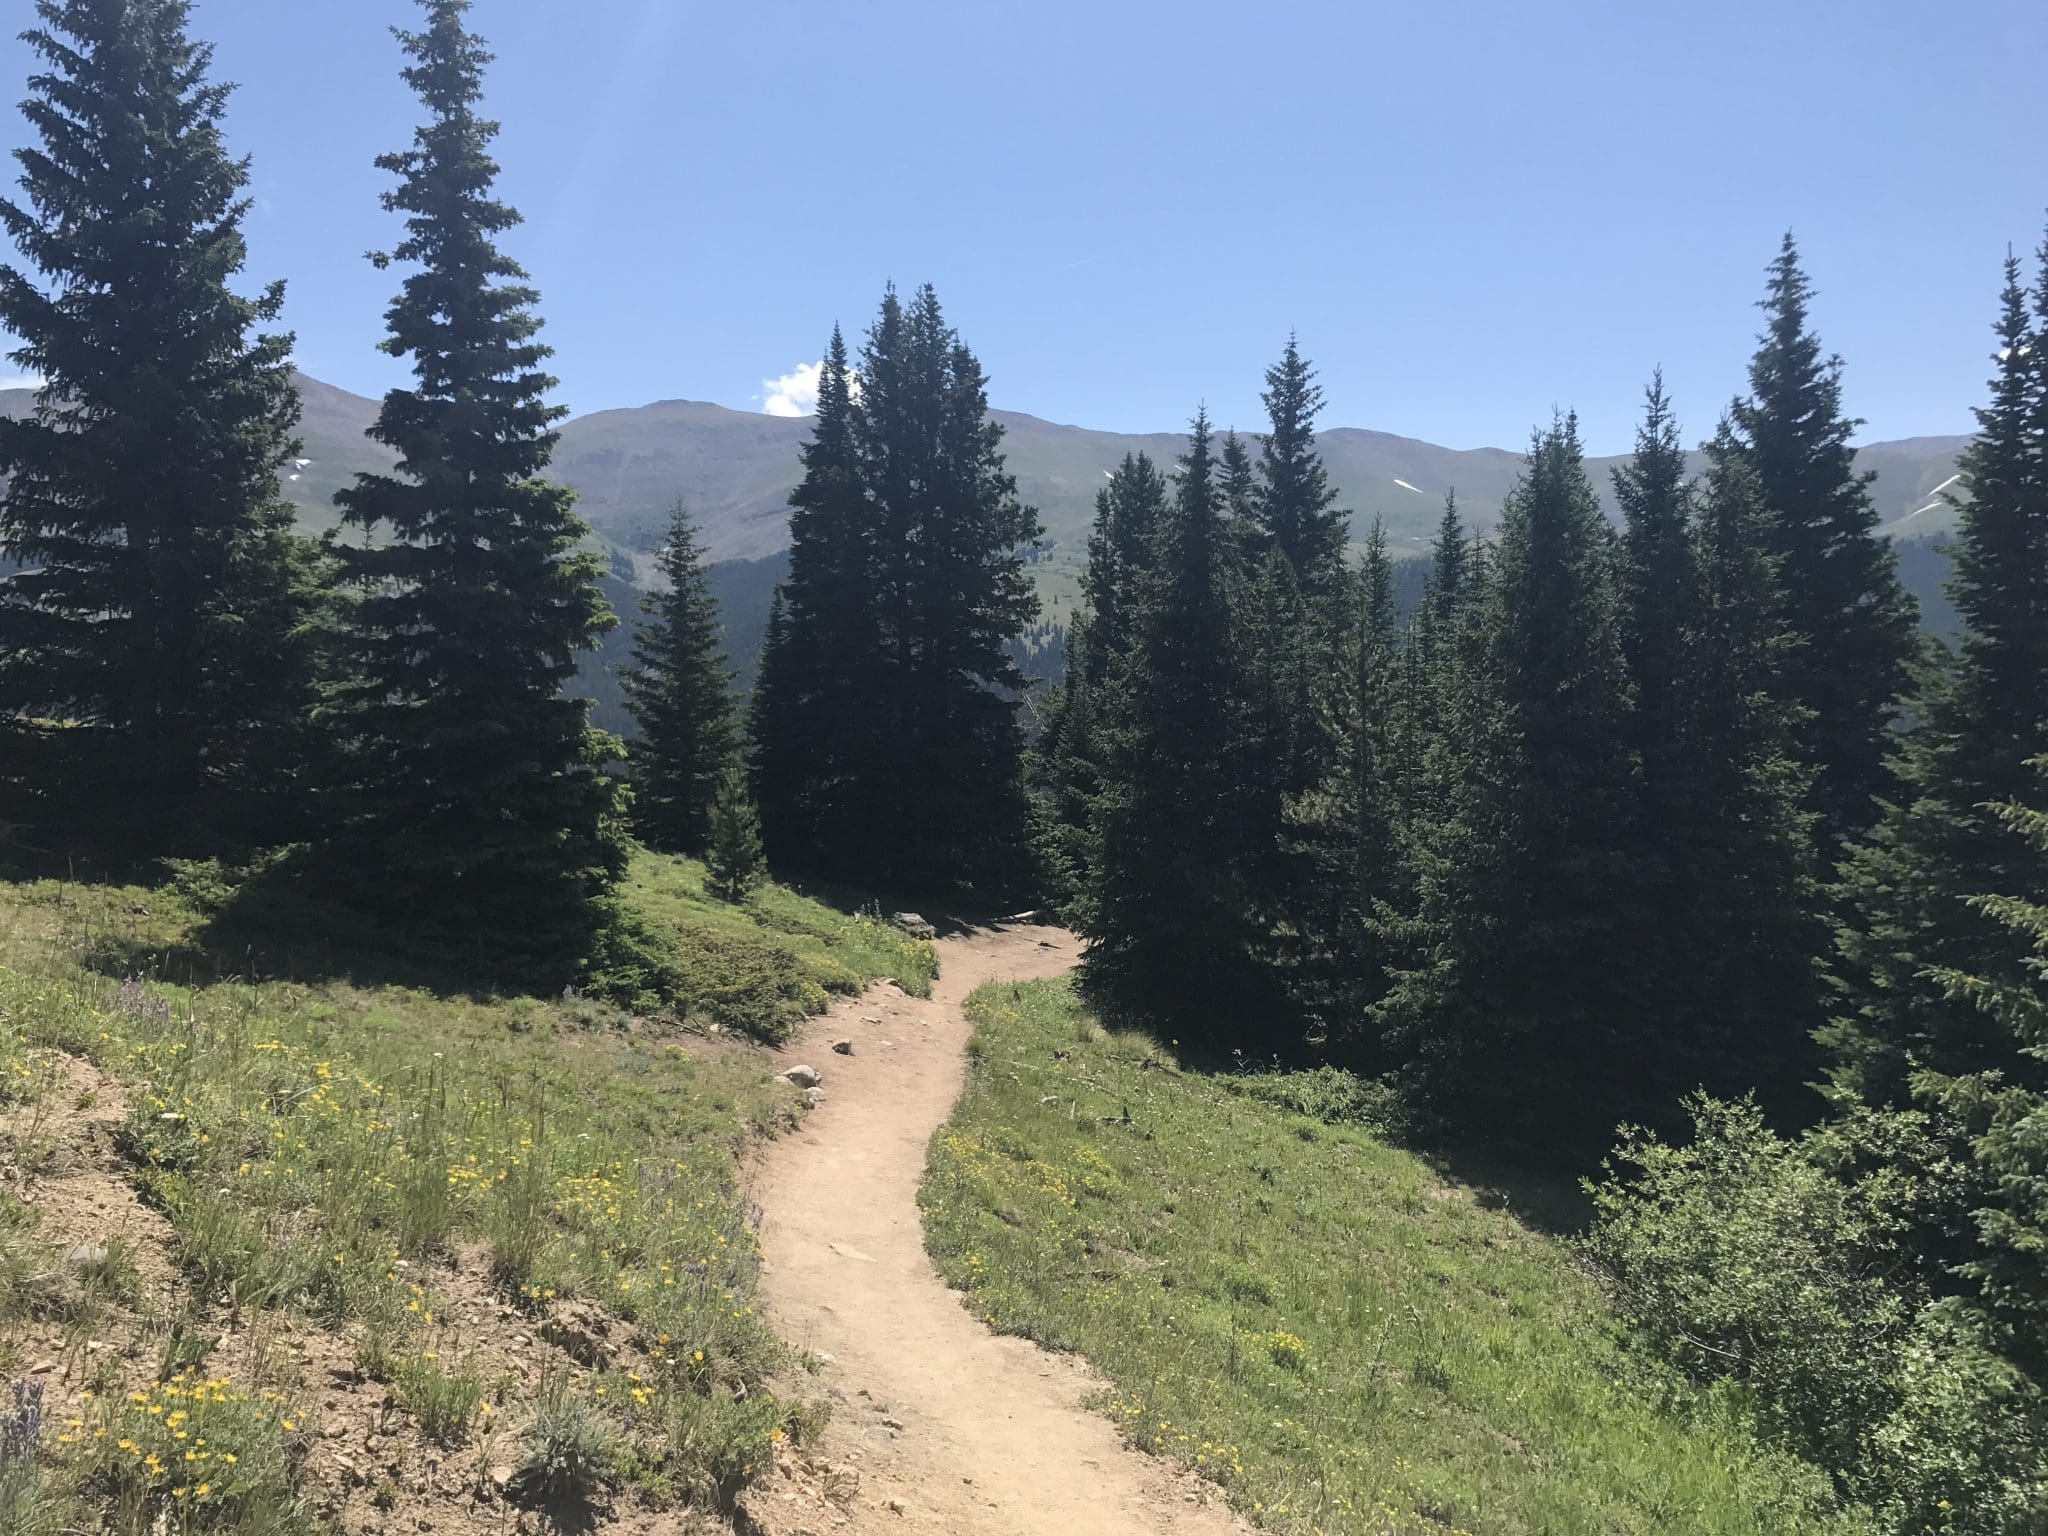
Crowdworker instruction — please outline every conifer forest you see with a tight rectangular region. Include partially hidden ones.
[0,3,2042,1534]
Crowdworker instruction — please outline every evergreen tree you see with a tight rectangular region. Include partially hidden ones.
[756,287,1041,889]
[1287,522,1404,1059]
[621,501,738,854]
[1034,455,1169,913]
[1928,759,2048,1377]
[325,0,623,972]
[750,326,871,871]
[1673,436,1825,1109]
[1832,248,2048,1113]
[0,0,318,845]
[1253,336,1350,611]
[1613,374,1695,828]
[1082,410,1259,1035]
[1728,235,1917,849]
[705,761,766,903]
[1378,419,1647,1154]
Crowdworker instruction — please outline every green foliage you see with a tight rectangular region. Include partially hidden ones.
[583,847,934,1041]
[0,0,321,848]
[393,1349,485,1445]
[508,1373,616,1507]
[924,980,1862,1535]
[704,764,765,903]
[622,501,740,854]
[1727,234,1917,850]
[1587,1097,2047,1531]
[1080,412,1265,1037]
[323,0,625,977]
[1378,417,1647,1156]
[751,290,1043,889]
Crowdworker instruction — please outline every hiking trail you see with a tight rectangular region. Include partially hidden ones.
[742,920,1247,1536]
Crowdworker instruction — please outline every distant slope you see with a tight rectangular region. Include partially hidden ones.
[2,372,1972,593]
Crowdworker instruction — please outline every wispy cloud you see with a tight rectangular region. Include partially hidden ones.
[760,360,826,418]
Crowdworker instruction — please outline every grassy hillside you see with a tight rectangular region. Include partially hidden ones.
[920,980,1866,1536]
[0,852,930,1533]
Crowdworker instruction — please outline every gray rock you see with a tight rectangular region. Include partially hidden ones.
[889,912,936,939]
[62,1242,108,1271]
[805,1087,827,1107]
[781,1064,822,1089]
[831,1039,854,1055]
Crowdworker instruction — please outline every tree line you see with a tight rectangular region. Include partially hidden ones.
[3,2,2044,1522]
[0,0,1040,965]
[1034,240,2048,1527]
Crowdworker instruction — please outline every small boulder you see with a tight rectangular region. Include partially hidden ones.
[889,912,936,939]
[781,1064,822,1089]
[805,1087,826,1107]
[831,1039,854,1055]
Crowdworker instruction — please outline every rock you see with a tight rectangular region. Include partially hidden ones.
[781,1065,822,1089]
[886,1497,907,1516]
[488,1463,515,1491]
[805,1087,826,1107]
[831,1039,854,1055]
[880,1417,904,1431]
[62,1242,108,1271]
[889,912,936,939]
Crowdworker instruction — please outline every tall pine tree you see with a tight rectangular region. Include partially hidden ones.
[1832,246,2048,1113]
[0,0,319,846]
[1728,234,1916,850]
[621,501,738,855]
[1034,453,1169,914]
[1379,419,1647,1154]
[753,287,1041,890]
[1081,410,1259,1036]
[326,0,623,971]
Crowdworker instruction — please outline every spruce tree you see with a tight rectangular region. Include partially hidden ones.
[1253,336,1350,610]
[326,0,623,971]
[758,287,1041,889]
[1287,522,1404,1059]
[1082,410,1258,1036]
[1832,248,2048,1112]
[1927,759,2048,1379]
[0,0,318,846]
[1379,419,1646,1154]
[1034,455,1169,914]
[1675,436,1825,1109]
[705,761,766,903]
[621,501,738,854]
[1728,235,1917,849]
[751,326,872,871]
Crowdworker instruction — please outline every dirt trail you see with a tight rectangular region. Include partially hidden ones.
[743,922,1247,1536]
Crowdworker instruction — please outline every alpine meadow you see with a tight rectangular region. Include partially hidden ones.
[0,3,2042,1535]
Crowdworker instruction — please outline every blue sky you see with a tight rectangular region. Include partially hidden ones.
[3,0,2042,451]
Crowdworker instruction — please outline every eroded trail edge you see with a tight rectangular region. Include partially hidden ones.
[742,922,1247,1536]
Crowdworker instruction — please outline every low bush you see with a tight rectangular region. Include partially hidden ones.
[1586,1095,2048,1532]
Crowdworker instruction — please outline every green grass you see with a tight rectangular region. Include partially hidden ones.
[598,848,937,1042]
[921,979,1868,1536]
[0,850,924,1530]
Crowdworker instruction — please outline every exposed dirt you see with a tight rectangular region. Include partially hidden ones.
[741,922,1248,1536]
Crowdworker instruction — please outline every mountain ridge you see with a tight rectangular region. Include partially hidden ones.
[2,372,1973,610]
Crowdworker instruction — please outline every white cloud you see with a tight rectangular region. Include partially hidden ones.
[0,372,45,393]
[760,360,826,418]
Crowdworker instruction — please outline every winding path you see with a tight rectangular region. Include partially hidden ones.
[742,922,1248,1536]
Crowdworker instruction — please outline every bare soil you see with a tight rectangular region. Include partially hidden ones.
[740,922,1248,1536]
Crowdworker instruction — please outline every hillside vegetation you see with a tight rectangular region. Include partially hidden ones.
[921,980,1865,1536]
[0,854,927,1533]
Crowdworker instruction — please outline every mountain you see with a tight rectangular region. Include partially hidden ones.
[3,372,1970,589]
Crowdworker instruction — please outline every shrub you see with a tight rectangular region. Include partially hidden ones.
[393,1351,484,1445]
[508,1376,616,1507]
[1587,1095,2047,1530]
